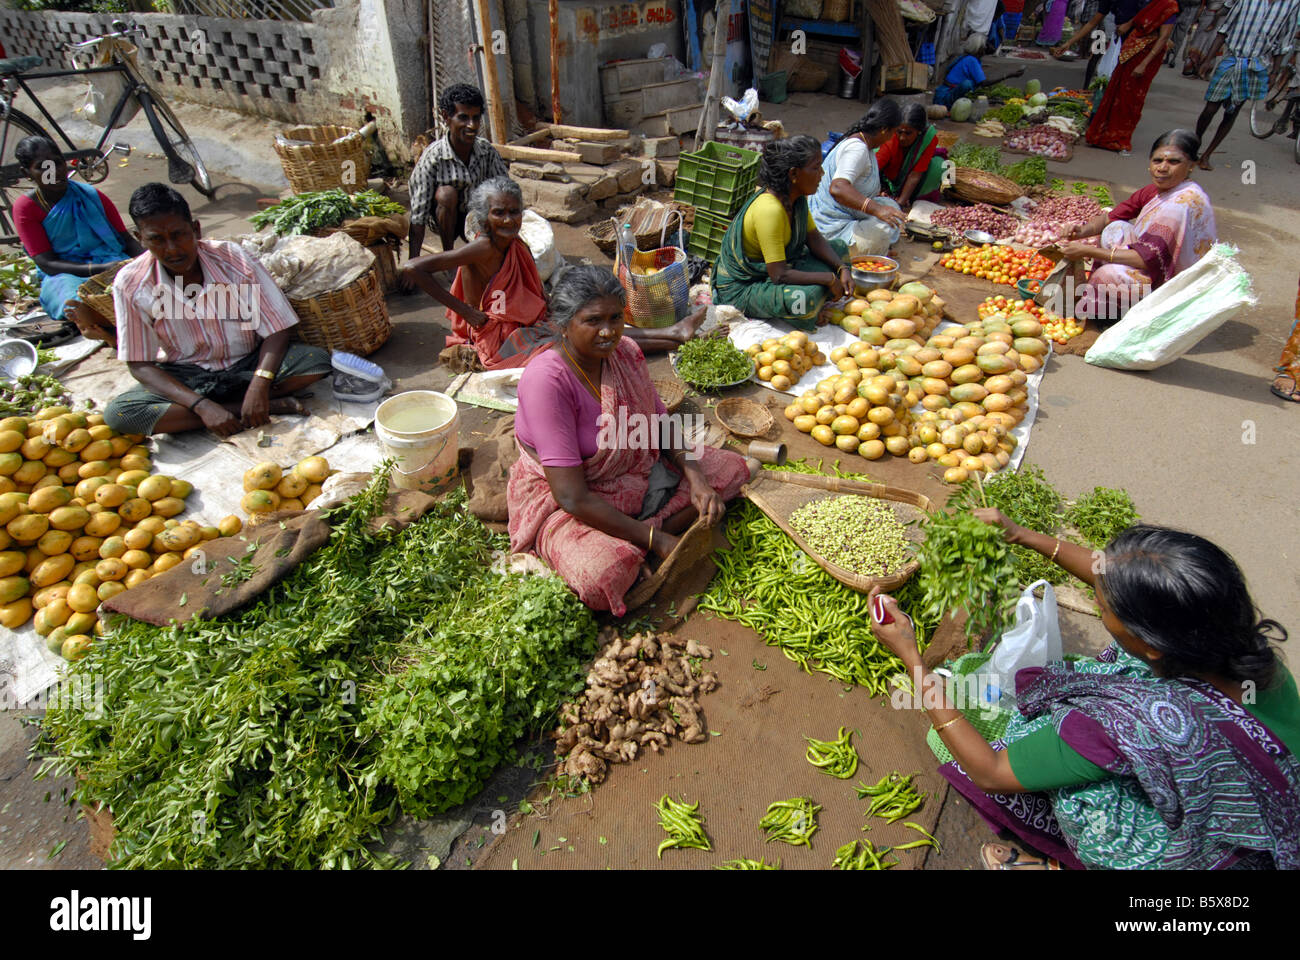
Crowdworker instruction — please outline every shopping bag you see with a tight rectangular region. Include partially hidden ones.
[1085,243,1257,370]
[1097,36,1121,80]
[616,212,690,329]
[986,579,1062,708]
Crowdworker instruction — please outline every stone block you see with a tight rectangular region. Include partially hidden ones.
[518,178,594,223]
[655,159,678,187]
[643,136,679,159]
[586,174,618,202]
[573,140,620,164]
[610,158,650,193]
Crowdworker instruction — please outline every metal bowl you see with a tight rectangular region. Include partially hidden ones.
[0,339,39,379]
[964,229,1000,245]
[850,255,900,294]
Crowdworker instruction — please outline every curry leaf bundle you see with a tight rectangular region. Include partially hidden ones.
[916,508,1020,641]
[39,476,596,868]
[249,188,406,235]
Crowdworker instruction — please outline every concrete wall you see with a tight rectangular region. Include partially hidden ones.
[0,0,429,162]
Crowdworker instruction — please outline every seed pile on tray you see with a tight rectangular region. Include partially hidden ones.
[789,495,912,578]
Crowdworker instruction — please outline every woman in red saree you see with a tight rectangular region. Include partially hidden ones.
[508,266,756,616]
[1085,0,1181,153]
[403,176,555,370]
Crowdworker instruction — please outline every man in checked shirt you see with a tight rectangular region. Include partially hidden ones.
[1194,0,1300,169]
[406,83,509,261]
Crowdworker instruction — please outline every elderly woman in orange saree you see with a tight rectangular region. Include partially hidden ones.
[508,266,757,616]
[1085,0,1181,153]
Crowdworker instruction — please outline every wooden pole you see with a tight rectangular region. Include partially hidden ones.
[550,0,562,124]
[694,0,731,151]
[474,0,509,142]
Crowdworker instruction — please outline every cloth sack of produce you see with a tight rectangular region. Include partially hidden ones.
[985,580,1062,710]
[236,231,376,300]
[1085,243,1256,371]
[519,211,562,283]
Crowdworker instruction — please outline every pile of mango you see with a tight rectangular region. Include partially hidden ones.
[0,407,241,661]
[239,456,332,518]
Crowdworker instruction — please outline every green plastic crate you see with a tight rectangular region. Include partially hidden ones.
[686,209,731,263]
[674,141,760,218]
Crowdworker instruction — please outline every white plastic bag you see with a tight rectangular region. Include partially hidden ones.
[986,580,1062,708]
[1085,243,1256,371]
[1097,36,1121,80]
[519,210,561,283]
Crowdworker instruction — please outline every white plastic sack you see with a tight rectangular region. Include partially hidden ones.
[987,580,1062,708]
[1097,36,1121,80]
[1085,243,1256,371]
[519,209,561,283]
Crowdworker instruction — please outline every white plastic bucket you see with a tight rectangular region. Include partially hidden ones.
[374,390,460,491]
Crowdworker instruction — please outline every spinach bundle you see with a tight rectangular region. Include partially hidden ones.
[946,465,1068,587]
[40,475,596,868]
[249,188,407,235]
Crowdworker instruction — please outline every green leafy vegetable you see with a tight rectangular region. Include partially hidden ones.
[673,331,752,389]
[949,141,1003,173]
[1003,155,1047,187]
[1065,487,1139,548]
[39,474,597,868]
[249,188,406,235]
[945,465,1067,586]
[916,508,1020,641]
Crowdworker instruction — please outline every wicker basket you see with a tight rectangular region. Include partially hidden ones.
[625,516,713,611]
[822,0,851,20]
[949,167,1023,206]
[653,377,686,413]
[714,397,774,438]
[288,264,392,355]
[76,263,126,327]
[741,470,936,593]
[275,124,371,195]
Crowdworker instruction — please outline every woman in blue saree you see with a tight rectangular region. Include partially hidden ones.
[869,522,1299,870]
[11,136,141,342]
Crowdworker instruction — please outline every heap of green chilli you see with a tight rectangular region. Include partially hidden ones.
[789,495,912,578]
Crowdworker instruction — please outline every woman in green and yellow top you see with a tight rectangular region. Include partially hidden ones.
[869,519,1300,870]
[711,135,852,332]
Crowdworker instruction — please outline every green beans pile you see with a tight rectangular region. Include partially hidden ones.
[654,795,711,858]
[857,772,927,825]
[717,857,780,870]
[760,797,822,847]
[673,331,752,389]
[789,495,912,578]
[700,499,934,696]
[833,839,897,870]
[804,726,859,779]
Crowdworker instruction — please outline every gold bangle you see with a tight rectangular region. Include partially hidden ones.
[1050,540,1061,563]
[932,715,962,733]
[647,526,654,554]
[254,368,276,381]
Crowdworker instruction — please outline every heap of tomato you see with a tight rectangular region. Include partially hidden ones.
[940,244,1054,286]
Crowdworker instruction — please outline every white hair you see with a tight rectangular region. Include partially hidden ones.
[964,33,986,55]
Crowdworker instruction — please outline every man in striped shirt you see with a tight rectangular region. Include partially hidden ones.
[1194,0,1300,168]
[105,183,331,438]
[406,83,509,260]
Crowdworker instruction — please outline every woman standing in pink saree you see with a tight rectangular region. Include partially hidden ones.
[508,266,756,616]
[1056,129,1216,322]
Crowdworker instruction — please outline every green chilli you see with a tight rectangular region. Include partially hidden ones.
[804,726,859,779]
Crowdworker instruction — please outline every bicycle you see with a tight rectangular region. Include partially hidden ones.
[1248,61,1300,165]
[0,19,214,245]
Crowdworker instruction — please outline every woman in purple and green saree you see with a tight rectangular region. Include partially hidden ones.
[869,522,1299,870]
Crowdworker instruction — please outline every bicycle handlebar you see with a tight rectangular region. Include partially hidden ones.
[63,21,142,51]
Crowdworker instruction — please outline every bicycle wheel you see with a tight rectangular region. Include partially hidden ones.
[1249,71,1292,139]
[0,107,51,246]
[137,89,214,199]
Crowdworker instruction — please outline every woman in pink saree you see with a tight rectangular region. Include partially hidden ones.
[508,266,757,616]
[1056,129,1216,322]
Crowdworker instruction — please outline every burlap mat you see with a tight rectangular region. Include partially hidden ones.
[103,489,435,625]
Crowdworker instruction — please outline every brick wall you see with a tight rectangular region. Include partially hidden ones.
[0,10,342,124]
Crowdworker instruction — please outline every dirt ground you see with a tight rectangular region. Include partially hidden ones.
[2,58,1297,871]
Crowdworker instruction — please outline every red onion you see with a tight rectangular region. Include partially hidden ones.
[930,203,1019,240]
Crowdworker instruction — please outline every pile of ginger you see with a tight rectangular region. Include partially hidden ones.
[554,630,720,784]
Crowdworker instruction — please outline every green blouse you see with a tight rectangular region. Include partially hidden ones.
[1007,666,1300,792]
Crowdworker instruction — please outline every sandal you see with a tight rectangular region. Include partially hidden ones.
[1271,374,1300,403]
[980,841,1061,870]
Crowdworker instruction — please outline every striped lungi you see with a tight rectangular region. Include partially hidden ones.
[1204,55,1270,103]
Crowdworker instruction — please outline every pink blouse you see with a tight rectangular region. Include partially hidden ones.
[514,345,666,468]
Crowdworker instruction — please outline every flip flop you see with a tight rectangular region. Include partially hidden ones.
[1270,374,1300,403]
[980,841,1061,870]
